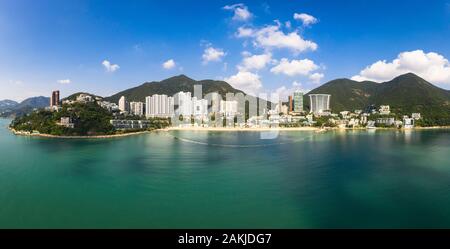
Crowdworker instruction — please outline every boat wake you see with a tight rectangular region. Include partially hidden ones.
[166,133,316,148]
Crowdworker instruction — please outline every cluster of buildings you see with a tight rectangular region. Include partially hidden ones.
[329,105,421,129]
[46,88,422,130]
[48,91,121,129]
[118,92,239,120]
[271,92,331,116]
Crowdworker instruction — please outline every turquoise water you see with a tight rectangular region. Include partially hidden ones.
[1,118,450,228]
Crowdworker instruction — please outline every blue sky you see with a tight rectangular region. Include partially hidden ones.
[0,0,449,101]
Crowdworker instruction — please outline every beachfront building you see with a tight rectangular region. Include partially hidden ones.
[309,94,331,115]
[130,101,144,116]
[209,92,221,113]
[118,96,127,113]
[293,91,304,113]
[110,120,154,130]
[403,117,415,129]
[376,117,395,126]
[145,94,174,118]
[220,100,238,117]
[174,91,193,117]
[192,97,208,117]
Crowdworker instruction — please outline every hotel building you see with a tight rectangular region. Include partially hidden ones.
[309,94,331,115]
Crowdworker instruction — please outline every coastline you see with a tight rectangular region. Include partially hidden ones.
[7,125,450,139]
[8,127,170,139]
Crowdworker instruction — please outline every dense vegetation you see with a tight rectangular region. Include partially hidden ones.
[10,101,173,136]
[10,102,115,136]
[307,73,450,126]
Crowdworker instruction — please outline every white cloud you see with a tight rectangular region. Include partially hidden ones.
[162,59,176,69]
[351,50,450,84]
[224,71,262,95]
[270,58,319,76]
[293,13,318,26]
[57,79,71,84]
[239,24,317,53]
[236,26,254,38]
[238,53,273,71]
[202,47,226,64]
[309,73,324,84]
[223,3,252,21]
[241,51,252,57]
[102,60,120,72]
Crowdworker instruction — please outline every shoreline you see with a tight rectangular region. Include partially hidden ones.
[8,127,170,139]
[7,125,450,139]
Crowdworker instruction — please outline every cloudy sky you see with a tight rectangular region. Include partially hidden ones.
[0,0,449,101]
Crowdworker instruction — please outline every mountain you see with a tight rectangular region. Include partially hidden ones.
[15,96,50,110]
[0,96,50,118]
[0,100,19,111]
[307,73,450,124]
[305,78,379,112]
[105,75,245,103]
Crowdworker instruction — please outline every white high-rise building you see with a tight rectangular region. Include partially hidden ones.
[309,94,331,114]
[145,94,174,118]
[130,101,144,116]
[118,96,127,113]
[174,91,193,116]
[293,91,304,113]
[192,97,208,117]
[209,92,221,113]
[220,100,238,117]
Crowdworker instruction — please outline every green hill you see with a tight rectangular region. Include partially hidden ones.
[105,75,245,103]
[307,73,450,125]
[305,78,379,112]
